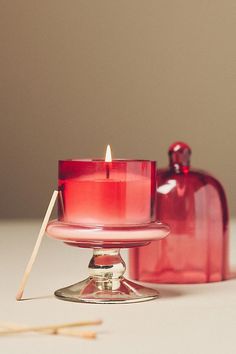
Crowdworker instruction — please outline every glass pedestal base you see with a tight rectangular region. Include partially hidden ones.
[55,249,158,304]
[46,221,169,304]
[55,278,159,304]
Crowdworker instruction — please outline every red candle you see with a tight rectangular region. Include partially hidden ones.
[58,147,156,227]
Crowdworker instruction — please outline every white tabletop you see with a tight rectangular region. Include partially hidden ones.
[0,220,235,354]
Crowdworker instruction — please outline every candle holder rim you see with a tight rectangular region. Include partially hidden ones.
[47,219,169,230]
[59,158,156,163]
[46,219,170,249]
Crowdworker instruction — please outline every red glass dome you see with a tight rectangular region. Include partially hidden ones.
[129,142,229,283]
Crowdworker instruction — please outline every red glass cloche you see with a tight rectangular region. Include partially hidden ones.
[129,142,229,283]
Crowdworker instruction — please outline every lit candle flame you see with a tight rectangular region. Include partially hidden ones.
[105,145,112,162]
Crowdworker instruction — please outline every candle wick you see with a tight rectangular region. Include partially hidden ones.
[106,164,110,179]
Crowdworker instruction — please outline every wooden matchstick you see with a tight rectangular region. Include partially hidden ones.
[0,320,102,337]
[54,328,97,339]
[0,321,101,339]
[16,190,58,301]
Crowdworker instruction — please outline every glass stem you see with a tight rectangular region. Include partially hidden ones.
[88,249,126,291]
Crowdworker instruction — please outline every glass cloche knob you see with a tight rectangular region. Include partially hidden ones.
[168,141,191,173]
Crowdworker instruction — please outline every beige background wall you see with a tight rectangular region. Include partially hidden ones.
[0,1,236,218]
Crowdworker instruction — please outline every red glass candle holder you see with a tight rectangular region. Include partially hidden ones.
[58,159,156,226]
[46,159,170,304]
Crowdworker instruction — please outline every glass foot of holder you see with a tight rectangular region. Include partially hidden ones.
[55,249,158,304]
[46,220,170,304]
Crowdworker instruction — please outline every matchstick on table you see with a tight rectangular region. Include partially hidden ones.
[0,320,102,339]
[16,190,58,301]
